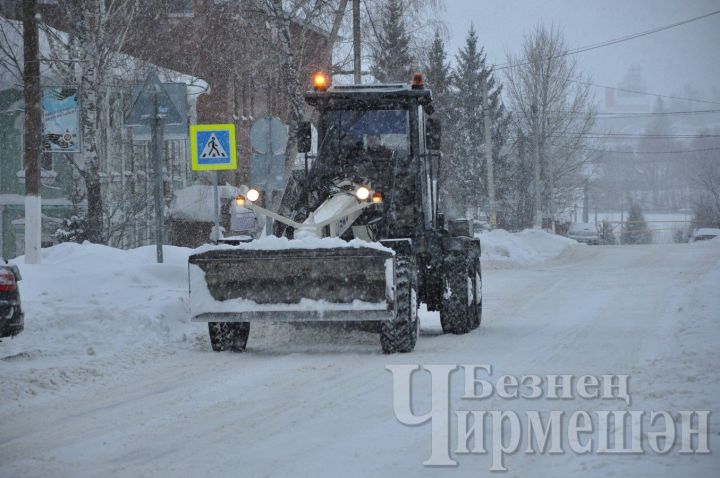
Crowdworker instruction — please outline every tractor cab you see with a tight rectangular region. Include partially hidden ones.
[299,77,440,240]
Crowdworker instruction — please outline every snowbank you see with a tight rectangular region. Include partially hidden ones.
[478,229,577,265]
[1,242,195,398]
[1,236,393,398]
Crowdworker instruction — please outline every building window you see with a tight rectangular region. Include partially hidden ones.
[168,0,193,17]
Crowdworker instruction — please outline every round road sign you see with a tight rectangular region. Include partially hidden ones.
[250,117,288,154]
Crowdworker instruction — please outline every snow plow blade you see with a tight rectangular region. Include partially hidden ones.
[189,247,395,322]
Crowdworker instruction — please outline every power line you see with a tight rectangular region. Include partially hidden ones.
[582,146,720,155]
[593,109,720,118]
[495,9,720,106]
[555,144,720,155]
[496,9,720,71]
[553,133,720,139]
[506,108,720,118]
[562,9,720,56]
[572,80,720,106]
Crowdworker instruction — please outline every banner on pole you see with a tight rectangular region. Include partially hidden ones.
[42,87,80,152]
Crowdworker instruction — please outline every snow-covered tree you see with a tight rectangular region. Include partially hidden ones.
[622,201,651,244]
[504,24,596,228]
[0,16,23,88]
[443,25,510,221]
[443,25,482,217]
[370,0,415,83]
[42,0,139,243]
[424,29,450,99]
[244,0,347,178]
[54,215,88,244]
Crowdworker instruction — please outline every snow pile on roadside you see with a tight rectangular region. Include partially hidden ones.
[1,242,196,398]
[478,228,576,265]
[1,237,393,398]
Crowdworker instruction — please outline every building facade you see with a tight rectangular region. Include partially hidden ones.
[0,1,331,256]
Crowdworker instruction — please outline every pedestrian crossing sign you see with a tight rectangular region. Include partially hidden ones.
[190,123,237,171]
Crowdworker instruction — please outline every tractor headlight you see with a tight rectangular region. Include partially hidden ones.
[235,195,246,206]
[355,186,370,201]
[247,188,260,202]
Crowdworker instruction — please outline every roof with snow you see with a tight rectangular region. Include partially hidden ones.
[305,83,433,108]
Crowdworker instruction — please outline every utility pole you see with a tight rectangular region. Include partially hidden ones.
[352,0,361,85]
[23,0,41,264]
[150,85,164,263]
[483,79,495,227]
[532,104,542,229]
[548,157,555,233]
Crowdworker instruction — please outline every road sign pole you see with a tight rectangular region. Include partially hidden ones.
[213,170,220,244]
[126,72,185,261]
[265,191,273,237]
[151,87,164,263]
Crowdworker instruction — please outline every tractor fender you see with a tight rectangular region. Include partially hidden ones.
[380,238,413,256]
[441,236,476,253]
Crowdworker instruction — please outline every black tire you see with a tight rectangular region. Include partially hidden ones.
[208,322,250,352]
[440,252,475,334]
[380,255,418,354]
[469,258,482,330]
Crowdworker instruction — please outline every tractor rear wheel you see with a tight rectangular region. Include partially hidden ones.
[440,252,476,334]
[208,322,250,352]
[469,259,482,330]
[380,255,418,353]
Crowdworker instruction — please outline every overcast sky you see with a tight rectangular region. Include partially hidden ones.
[439,0,720,104]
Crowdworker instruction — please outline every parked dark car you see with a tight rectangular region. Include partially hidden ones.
[0,262,23,339]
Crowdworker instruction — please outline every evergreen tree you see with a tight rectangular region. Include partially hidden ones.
[424,29,453,209]
[444,25,511,221]
[370,0,415,83]
[622,201,652,244]
[54,215,89,244]
[424,29,451,96]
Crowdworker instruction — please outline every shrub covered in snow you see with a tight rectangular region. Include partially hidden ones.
[622,202,652,245]
[54,215,89,243]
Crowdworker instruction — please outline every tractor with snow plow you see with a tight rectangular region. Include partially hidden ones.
[188,72,482,353]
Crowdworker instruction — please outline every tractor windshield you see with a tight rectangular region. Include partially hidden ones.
[324,109,409,165]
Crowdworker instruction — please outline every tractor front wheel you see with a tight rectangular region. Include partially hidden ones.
[380,255,419,353]
[209,322,250,352]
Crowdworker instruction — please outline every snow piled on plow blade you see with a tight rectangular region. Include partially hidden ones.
[193,235,394,253]
[188,239,396,321]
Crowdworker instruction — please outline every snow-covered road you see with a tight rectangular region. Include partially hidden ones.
[1,241,719,477]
